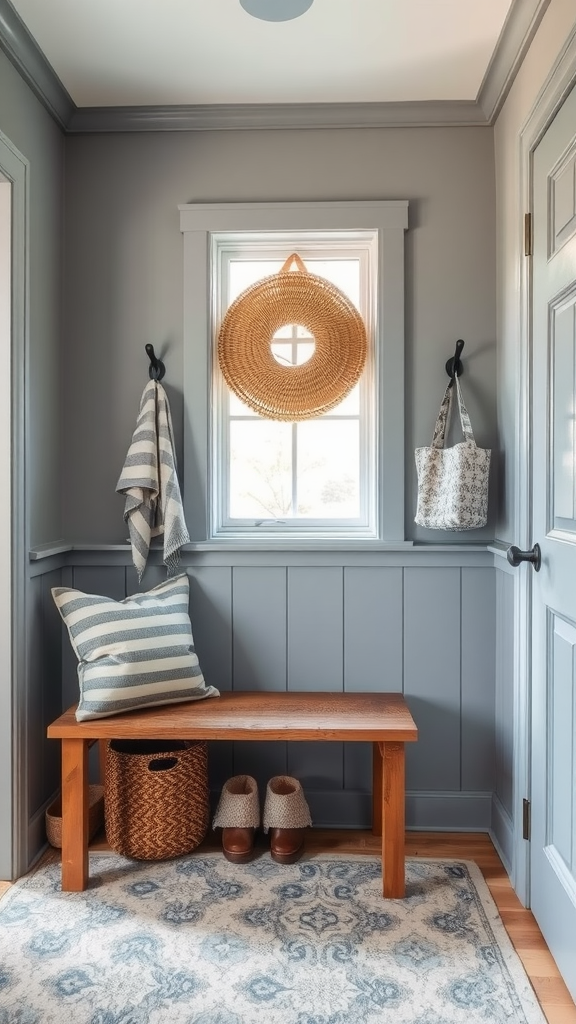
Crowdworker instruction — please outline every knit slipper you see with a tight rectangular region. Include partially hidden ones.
[263,776,312,864]
[213,775,260,863]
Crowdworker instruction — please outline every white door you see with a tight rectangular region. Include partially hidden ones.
[531,80,576,1001]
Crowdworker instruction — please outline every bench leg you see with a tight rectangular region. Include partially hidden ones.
[61,738,89,892]
[381,741,405,899]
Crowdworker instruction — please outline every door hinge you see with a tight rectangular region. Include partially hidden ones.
[523,798,531,841]
[524,213,532,256]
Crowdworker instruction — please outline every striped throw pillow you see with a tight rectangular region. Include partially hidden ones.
[52,573,219,721]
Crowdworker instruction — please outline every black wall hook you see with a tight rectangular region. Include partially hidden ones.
[445,339,464,382]
[145,343,166,382]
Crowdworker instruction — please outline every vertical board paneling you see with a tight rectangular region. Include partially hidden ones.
[461,568,496,791]
[30,556,500,836]
[188,567,233,787]
[126,565,165,595]
[343,743,372,792]
[232,741,287,794]
[288,742,343,791]
[60,567,78,710]
[188,567,232,692]
[344,567,403,691]
[232,567,286,691]
[73,566,127,601]
[287,567,343,691]
[495,569,514,817]
[27,578,44,815]
[42,570,64,800]
[404,567,461,791]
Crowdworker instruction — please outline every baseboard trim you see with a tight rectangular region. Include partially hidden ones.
[209,788,493,831]
[490,794,514,877]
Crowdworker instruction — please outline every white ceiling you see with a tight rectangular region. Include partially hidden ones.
[9,0,515,108]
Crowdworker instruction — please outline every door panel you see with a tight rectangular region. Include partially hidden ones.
[552,301,576,527]
[531,79,576,1001]
[550,144,576,254]
[549,616,576,872]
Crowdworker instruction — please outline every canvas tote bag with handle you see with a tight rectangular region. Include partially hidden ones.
[414,374,491,530]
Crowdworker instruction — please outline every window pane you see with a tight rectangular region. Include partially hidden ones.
[326,383,360,416]
[229,391,256,415]
[271,340,315,367]
[229,260,282,301]
[230,420,292,519]
[306,259,360,308]
[296,420,360,518]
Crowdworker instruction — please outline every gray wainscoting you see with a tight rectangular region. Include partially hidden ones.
[27,560,65,863]
[42,555,497,835]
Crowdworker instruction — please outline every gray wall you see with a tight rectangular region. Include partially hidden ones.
[62,126,497,543]
[0,47,65,872]
[0,77,503,865]
[0,49,64,548]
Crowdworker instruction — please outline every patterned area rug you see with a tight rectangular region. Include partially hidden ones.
[0,853,545,1024]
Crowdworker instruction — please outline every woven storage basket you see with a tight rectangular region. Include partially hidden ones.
[45,784,105,848]
[218,253,367,421]
[104,739,209,860]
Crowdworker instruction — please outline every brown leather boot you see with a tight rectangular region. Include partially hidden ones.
[212,775,260,863]
[263,776,312,864]
[221,826,257,864]
[268,826,306,865]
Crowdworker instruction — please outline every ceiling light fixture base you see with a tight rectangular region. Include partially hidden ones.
[240,0,314,23]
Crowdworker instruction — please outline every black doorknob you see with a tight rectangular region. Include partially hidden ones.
[506,543,541,571]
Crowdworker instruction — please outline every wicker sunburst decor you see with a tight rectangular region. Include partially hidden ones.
[217,253,367,421]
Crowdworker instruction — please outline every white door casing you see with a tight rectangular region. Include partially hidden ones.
[530,80,576,1001]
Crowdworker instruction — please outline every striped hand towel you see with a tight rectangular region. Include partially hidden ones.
[116,379,190,581]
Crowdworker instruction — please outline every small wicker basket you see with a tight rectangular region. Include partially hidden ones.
[104,739,209,860]
[45,784,105,848]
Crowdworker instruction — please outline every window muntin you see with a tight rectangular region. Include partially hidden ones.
[211,235,377,538]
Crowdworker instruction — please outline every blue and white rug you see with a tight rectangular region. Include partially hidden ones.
[0,853,545,1024]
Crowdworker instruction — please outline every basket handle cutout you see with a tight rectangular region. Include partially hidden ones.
[280,253,307,274]
[148,757,178,772]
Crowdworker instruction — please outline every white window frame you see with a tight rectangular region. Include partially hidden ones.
[179,201,409,548]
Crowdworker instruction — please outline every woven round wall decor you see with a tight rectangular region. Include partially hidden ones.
[218,253,367,421]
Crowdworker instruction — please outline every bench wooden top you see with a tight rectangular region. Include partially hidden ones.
[48,691,418,743]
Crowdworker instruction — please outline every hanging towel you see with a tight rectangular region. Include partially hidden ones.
[116,379,190,581]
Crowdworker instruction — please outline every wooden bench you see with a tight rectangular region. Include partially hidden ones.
[47,691,417,897]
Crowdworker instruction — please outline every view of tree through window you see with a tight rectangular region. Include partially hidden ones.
[225,258,363,523]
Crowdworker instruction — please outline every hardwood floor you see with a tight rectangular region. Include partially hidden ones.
[1,830,574,1024]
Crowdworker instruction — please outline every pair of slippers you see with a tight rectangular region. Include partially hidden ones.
[213,774,312,864]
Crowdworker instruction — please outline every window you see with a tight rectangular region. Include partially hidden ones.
[212,237,376,538]
[179,201,408,546]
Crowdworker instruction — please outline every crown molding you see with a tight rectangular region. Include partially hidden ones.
[67,100,488,133]
[0,0,73,129]
[477,0,552,122]
[0,0,548,133]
